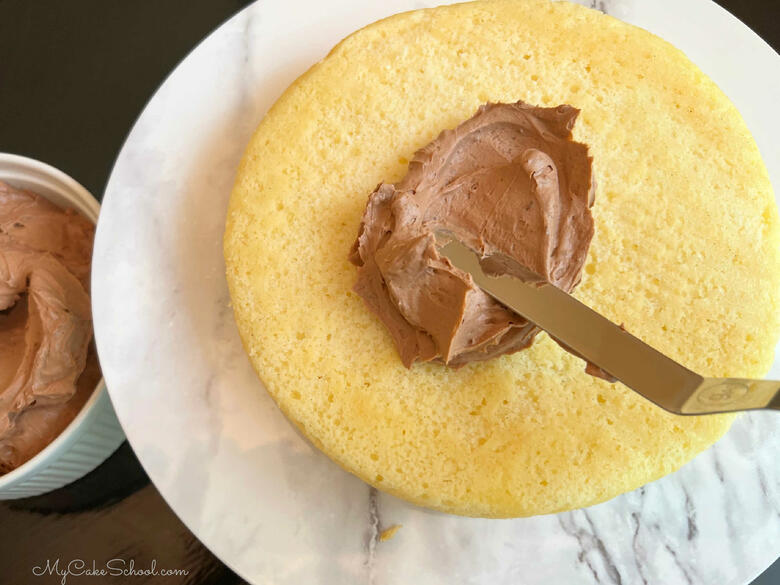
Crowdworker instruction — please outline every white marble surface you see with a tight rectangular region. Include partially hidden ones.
[92,1,780,584]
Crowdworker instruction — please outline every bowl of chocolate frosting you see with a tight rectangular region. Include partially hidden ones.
[0,153,124,499]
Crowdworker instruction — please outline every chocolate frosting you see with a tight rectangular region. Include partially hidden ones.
[349,101,595,367]
[0,181,95,472]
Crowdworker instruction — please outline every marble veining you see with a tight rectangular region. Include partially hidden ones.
[91,1,780,584]
[365,487,381,584]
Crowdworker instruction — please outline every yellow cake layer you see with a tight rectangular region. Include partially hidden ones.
[224,0,780,517]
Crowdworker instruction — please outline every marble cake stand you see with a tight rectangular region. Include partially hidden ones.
[92,1,780,583]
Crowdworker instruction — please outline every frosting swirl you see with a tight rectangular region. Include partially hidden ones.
[349,101,595,367]
[0,181,95,472]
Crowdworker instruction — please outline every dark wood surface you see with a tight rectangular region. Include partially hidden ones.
[0,1,777,584]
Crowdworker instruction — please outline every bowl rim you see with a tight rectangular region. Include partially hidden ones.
[0,152,109,489]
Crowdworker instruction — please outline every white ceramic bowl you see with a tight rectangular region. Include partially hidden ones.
[0,153,125,499]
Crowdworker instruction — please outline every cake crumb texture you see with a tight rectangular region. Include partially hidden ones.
[380,524,402,542]
[224,0,780,517]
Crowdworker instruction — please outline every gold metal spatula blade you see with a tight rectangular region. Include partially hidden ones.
[438,238,780,415]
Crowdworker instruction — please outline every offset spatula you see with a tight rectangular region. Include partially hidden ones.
[439,238,780,415]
